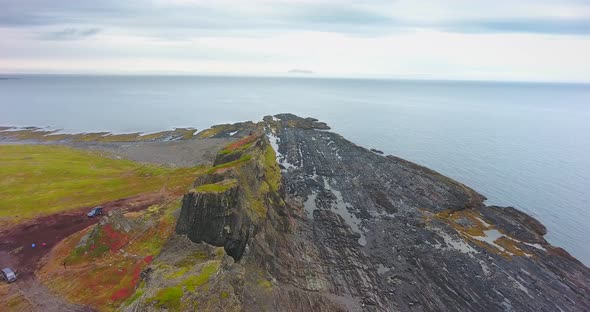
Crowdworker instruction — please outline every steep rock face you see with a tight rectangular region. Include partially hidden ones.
[140,114,589,312]
[176,182,249,260]
[175,134,281,261]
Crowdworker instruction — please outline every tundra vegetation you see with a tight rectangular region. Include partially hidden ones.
[0,144,204,224]
[38,200,182,311]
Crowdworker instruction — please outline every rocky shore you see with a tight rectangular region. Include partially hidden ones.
[127,114,589,311]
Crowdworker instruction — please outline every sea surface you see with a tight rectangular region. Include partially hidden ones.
[1,75,589,265]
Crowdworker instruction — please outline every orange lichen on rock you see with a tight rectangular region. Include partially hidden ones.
[435,209,489,236]
[435,208,529,259]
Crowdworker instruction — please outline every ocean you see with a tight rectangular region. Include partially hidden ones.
[1,74,589,265]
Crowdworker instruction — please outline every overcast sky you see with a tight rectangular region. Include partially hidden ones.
[1,0,589,81]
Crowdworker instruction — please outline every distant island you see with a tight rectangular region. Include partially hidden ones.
[288,69,314,74]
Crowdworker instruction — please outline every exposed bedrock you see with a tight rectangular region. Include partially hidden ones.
[172,114,590,311]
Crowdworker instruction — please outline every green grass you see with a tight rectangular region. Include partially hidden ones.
[195,179,237,193]
[206,154,252,174]
[219,142,254,155]
[0,144,201,222]
[147,286,183,311]
[166,267,190,279]
[183,261,220,292]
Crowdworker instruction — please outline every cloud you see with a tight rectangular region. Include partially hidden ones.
[0,0,589,36]
[0,0,589,80]
[446,18,590,35]
[39,27,101,40]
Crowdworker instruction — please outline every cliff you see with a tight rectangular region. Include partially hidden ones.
[126,114,590,311]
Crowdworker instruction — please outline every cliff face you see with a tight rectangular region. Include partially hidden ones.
[175,134,286,262]
[129,114,590,312]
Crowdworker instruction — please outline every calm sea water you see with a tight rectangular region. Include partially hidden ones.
[1,75,589,265]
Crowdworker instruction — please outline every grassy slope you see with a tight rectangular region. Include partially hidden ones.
[38,200,182,311]
[0,144,203,222]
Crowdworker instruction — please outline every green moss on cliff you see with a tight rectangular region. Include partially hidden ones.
[245,143,283,218]
[183,261,220,292]
[166,267,190,279]
[219,142,253,155]
[207,154,252,174]
[218,137,282,220]
[194,179,237,193]
[147,286,183,311]
[263,144,281,192]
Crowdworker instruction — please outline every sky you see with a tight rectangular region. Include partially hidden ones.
[0,0,590,82]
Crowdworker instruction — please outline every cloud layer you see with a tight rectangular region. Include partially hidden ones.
[1,0,589,81]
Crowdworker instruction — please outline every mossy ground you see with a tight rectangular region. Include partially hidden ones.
[201,134,282,220]
[207,154,252,174]
[147,286,184,311]
[194,179,237,193]
[38,199,184,311]
[0,144,204,224]
[134,247,224,311]
[240,143,282,219]
[182,261,220,292]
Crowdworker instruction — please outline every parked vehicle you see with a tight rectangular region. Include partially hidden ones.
[1,268,17,283]
[87,206,103,218]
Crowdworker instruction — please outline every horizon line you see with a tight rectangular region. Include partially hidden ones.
[1,72,590,85]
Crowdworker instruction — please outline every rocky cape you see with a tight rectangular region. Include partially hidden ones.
[127,114,590,312]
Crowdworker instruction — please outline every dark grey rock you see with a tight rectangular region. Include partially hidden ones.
[172,114,590,312]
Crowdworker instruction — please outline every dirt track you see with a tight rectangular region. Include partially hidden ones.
[0,192,168,311]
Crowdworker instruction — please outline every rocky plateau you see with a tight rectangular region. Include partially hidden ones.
[126,114,590,312]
